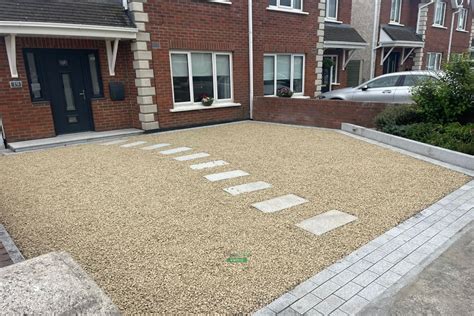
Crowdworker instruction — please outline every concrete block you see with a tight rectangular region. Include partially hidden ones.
[174,152,210,161]
[352,270,379,287]
[339,295,370,315]
[160,147,193,155]
[136,69,154,78]
[267,293,298,313]
[205,170,249,182]
[290,293,321,314]
[0,252,119,314]
[140,104,157,113]
[133,60,150,70]
[335,281,363,300]
[252,194,308,213]
[134,50,152,60]
[141,143,170,150]
[128,2,143,11]
[138,113,155,123]
[358,282,387,301]
[132,12,149,22]
[136,32,151,42]
[137,96,154,105]
[311,280,341,300]
[224,181,272,196]
[314,295,344,315]
[341,123,474,171]
[141,121,159,131]
[131,41,148,51]
[137,87,156,96]
[135,22,146,31]
[120,141,147,148]
[135,78,151,87]
[190,160,229,170]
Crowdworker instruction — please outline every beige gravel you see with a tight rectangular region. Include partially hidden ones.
[0,122,470,314]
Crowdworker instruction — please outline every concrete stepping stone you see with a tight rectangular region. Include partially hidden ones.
[224,181,272,196]
[101,139,128,146]
[204,170,249,182]
[141,143,170,150]
[252,194,308,213]
[296,210,358,236]
[120,141,147,148]
[174,152,210,161]
[190,160,229,170]
[160,147,192,155]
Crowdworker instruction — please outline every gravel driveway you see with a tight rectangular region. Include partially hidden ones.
[0,122,469,314]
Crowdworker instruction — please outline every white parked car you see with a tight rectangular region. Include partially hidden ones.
[319,71,441,104]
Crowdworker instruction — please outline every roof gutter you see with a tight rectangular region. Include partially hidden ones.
[0,21,137,40]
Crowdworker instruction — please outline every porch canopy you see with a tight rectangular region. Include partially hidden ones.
[378,24,424,66]
[0,0,137,78]
[323,23,368,70]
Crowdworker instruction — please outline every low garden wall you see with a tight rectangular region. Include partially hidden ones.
[253,97,389,129]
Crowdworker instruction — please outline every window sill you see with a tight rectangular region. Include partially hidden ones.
[170,102,241,113]
[456,29,468,33]
[325,18,343,24]
[266,6,309,15]
[432,24,447,29]
[388,22,404,26]
[264,95,309,99]
[207,0,232,4]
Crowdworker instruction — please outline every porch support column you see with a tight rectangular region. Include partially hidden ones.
[5,35,18,78]
[315,0,326,97]
[106,39,120,76]
[129,0,159,131]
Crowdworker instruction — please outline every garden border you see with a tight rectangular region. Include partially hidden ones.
[341,123,474,172]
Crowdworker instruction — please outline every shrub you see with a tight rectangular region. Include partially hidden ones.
[385,122,474,155]
[374,105,423,131]
[412,54,474,124]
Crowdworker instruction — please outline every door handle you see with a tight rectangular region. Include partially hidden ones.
[382,90,392,94]
[79,90,86,100]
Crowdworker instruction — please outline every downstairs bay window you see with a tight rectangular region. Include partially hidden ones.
[170,51,233,107]
[264,54,305,96]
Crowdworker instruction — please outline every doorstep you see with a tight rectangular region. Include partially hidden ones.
[7,128,143,152]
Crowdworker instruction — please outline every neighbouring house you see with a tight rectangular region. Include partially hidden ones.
[322,0,368,92]
[352,0,473,82]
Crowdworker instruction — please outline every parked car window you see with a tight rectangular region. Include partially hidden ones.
[402,75,432,87]
[365,75,400,89]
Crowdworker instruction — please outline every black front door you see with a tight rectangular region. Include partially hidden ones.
[383,52,400,74]
[45,51,93,135]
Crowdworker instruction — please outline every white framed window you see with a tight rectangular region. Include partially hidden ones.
[207,0,232,4]
[426,52,442,70]
[390,0,402,24]
[457,8,468,31]
[433,1,446,26]
[264,54,305,96]
[269,0,303,11]
[170,51,233,106]
[323,55,339,84]
[326,0,338,20]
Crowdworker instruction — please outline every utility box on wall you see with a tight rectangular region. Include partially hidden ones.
[109,82,125,101]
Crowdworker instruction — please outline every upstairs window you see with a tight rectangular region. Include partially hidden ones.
[433,1,446,27]
[326,0,338,20]
[269,0,303,11]
[457,8,468,31]
[390,0,402,24]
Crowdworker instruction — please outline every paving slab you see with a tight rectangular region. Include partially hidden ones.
[141,143,170,150]
[0,252,119,314]
[296,210,357,236]
[120,141,147,148]
[101,139,128,146]
[190,160,229,170]
[160,147,192,155]
[252,194,308,213]
[224,181,272,196]
[204,170,249,182]
[174,152,210,161]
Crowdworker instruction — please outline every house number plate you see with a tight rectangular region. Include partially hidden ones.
[10,80,23,88]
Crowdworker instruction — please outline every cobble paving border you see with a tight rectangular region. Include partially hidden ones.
[254,181,474,316]
[0,224,24,264]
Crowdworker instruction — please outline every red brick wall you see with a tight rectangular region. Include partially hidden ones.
[145,0,250,129]
[337,0,353,24]
[253,96,388,129]
[0,37,138,142]
[423,2,472,67]
[253,1,319,98]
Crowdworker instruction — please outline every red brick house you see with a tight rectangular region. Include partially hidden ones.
[352,0,473,81]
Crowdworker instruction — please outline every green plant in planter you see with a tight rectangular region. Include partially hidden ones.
[277,87,294,98]
[201,95,214,106]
